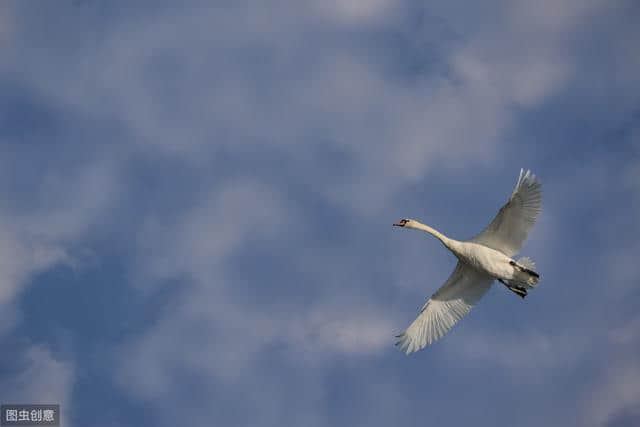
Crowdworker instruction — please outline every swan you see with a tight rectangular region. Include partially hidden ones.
[393,169,542,354]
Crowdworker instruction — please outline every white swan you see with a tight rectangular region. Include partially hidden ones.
[393,169,542,354]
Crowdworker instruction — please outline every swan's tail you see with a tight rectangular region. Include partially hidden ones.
[504,257,540,298]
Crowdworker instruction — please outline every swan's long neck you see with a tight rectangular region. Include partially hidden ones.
[409,221,455,249]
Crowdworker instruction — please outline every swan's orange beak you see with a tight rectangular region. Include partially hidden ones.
[393,219,408,227]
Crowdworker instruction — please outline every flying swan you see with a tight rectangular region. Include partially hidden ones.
[393,169,542,354]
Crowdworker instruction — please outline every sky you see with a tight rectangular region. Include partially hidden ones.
[0,1,639,426]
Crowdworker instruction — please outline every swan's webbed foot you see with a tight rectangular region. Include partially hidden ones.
[509,287,527,299]
[499,279,527,299]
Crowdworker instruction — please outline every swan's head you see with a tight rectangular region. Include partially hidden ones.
[393,218,418,229]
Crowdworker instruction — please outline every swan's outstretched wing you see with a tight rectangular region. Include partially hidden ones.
[471,169,542,257]
[396,262,493,354]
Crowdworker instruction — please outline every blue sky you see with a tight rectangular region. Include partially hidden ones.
[0,1,639,426]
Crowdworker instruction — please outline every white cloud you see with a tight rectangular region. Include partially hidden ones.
[0,346,74,427]
[448,327,590,381]
[118,178,398,404]
[289,306,396,356]
[133,180,287,285]
[3,3,511,218]
[450,36,570,109]
[508,0,606,34]
[312,0,399,25]
[609,316,640,346]
[0,150,120,339]
[0,222,70,307]
[584,359,640,427]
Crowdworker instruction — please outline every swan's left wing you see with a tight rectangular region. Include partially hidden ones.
[396,262,493,354]
[471,169,542,257]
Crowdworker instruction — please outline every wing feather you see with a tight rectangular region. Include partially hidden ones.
[471,169,542,256]
[396,262,494,354]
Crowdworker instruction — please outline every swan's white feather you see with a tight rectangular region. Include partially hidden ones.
[516,256,536,271]
[395,262,494,354]
[471,169,542,256]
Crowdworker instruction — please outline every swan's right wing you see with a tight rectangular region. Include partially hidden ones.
[395,262,494,354]
[471,169,542,257]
